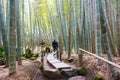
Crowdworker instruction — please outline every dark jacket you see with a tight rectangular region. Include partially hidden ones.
[52,40,58,48]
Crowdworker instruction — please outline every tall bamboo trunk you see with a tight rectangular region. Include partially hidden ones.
[55,0,63,60]
[28,0,33,50]
[9,0,16,74]
[68,0,72,59]
[99,0,118,79]
[95,0,102,64]
[61,0,68,54]
[16,0,22,65]
[116,0,120,56]
[0,0,9,67]
[104,0,117,56]
[22,0,25,51]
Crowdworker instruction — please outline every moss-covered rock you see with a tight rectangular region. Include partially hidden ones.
[41,50,45,53]
[22,50,38,60]
[45,47,51,53]
[30,57,36,60]
[40,40,45,45]
[24,48,32,58]
[77,67,87,76]
[32,53,38,57]
[21,57,26,60]
[94,73,103,80]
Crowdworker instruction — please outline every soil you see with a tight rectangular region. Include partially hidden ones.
[69,53,120,80]
[0,52,120,80]
[0,60,68,80]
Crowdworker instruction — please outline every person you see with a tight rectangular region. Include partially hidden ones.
[52,40,58,52]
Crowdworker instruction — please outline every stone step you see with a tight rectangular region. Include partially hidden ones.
[69,76,86,80]
[61,69,78,78]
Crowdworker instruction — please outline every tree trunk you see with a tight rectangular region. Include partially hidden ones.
[0,0,9,67]
[116,0,120,56]
[9,0,16,75]
[16,0,22,65]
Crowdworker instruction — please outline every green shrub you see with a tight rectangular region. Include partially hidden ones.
[94,73,103,80]
[0,46,5,58]
[77,67,87,76]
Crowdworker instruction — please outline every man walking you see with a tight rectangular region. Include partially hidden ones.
[52,40,58,52]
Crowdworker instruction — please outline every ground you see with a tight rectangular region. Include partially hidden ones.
[69,53,120,80]
[0,52,120,80]
[0,60,40,80]
[0,60,68,80]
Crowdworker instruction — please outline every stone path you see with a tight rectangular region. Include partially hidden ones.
[69,76,86,80]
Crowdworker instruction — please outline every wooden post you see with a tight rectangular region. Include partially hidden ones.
[57,50,59,59]
[79,50,83,67]
[58,36,63,61]
[59,50,62,61]
[41,53,44,72]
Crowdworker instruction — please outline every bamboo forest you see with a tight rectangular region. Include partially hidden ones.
[0,0,120,80]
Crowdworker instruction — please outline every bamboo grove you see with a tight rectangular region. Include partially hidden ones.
[0,0,120,78]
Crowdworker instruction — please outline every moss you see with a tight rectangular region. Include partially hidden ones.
[62,59,68,63]
[32,53,38,57]
[77,67,87,76]
[30,57,36,60]
[45,47,51,53]
[95,73,103,80]
[21,57,26,60]
[40,40,45,45]
[41,50,45,54]
[24,48,32,58]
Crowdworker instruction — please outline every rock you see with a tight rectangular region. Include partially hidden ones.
[32,53,38,57]
[30,57,36,60]
[69,76,86,80]
[43,69,61,79]
[45,47,51,53]
[21,57,26,60]
[61,68,78,78]
[68,58,74,63]
[0,59,5,65]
